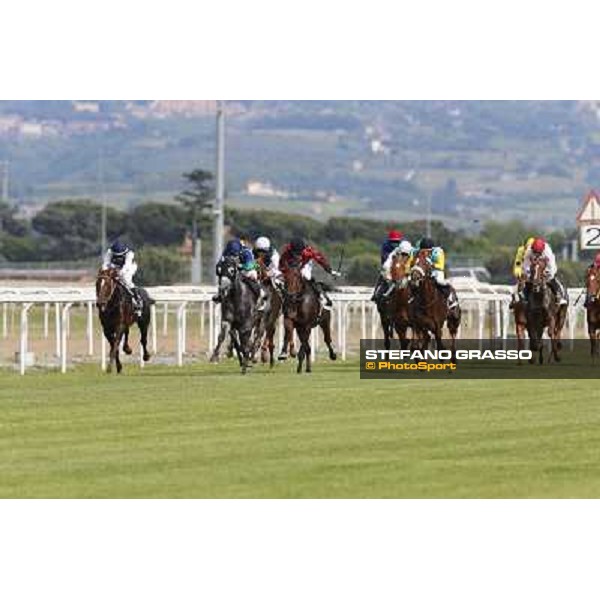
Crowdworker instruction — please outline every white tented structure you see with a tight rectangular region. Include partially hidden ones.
[0,280,588,374]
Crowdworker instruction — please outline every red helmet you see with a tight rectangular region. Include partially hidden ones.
[388,230,403,242]
[531,238,546,254]
[594,253,600,268]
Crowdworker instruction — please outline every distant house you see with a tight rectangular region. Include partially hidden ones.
[73,101,100,113]
[246,180,290,198]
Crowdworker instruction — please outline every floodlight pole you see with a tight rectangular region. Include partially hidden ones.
[213,101,225,283]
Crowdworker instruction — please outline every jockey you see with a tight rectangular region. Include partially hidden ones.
[585,252,600,307]
[370,230,404,302]
[213,237,265,309]
[522,237,568,305]
[513,236,535,279]
[102,240,142,315]
[279,237,340,310]
[415,237,458,309]
[372,240,414,302]
[253,236,284,291]
[380,230,404,264]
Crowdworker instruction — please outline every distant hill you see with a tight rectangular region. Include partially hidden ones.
[1,100,599,230]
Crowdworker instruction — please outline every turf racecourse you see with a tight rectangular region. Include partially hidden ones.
[0,360,599,498]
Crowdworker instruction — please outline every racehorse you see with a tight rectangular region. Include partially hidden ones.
[409,251,460,359]
[96,267,152,374]
[585,263,600,360]
[525,256,567,364]
[376,253,412,349]
[280,265,336,373]
[209,256,261,374]
[250,255,283,368]
[509,277,528,362]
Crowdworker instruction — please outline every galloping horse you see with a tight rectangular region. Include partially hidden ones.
[376,253,412,349]
[409,251,460,359]
[585,263,600,360]
[509,277,528,361]
[525,256,567,364]
[96,267,152,373]
[251,255,283,368]
[281,265,336,373]
[386,254,410,350]
[209,256,261,374]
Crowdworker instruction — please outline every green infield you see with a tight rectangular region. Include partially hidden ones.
[0,360,599,498]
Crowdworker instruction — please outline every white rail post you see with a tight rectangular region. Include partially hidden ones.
[182,304,188,354]
[361,300,366,340]
[2,302,7,338]
[101,334,107,372]
[370,302,378,338]
[43,303,49,339]
[162,302,169,337]
[176,301,188,367]
[311,328,316,362]
[478,301,485,350]
[151,304,157,354]
[19,303,33,375]
[336,301,343,352]
[208,301,215,352]
[55,302,61,357]
[87,302,94,356]
[342,302,348,361]
[61,303,73,374]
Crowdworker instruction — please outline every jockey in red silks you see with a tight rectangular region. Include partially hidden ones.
[585,251,600,308]
[279,237,340,310]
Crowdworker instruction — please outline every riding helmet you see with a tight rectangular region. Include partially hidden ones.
[388,230,403,242]
[225,239,242,255]
[255,236,271,251]
[419,237,434,250]
[110,240,129,256]
[531,238,545,253]
[290,237,306,252]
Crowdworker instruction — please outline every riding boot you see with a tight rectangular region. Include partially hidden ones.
[549,278,568,306]
[382,281,396,298]
[370,278,383,302]
[131,287,143,316]
[256,288,267,312]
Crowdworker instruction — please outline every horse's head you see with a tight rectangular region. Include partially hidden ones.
[390,253,410,283]
[410,251,431,289]
[586,264,600,300]
[284,266,304,297]
[254,253,270,284]
[96,267,119,312]
[529,256,549,294]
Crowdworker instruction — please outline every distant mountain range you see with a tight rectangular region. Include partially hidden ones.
[1,100,599,231]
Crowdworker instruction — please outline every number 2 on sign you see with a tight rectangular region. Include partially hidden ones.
[581,225,600,249]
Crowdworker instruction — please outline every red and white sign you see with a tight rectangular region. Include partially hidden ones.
[577,190,600,249]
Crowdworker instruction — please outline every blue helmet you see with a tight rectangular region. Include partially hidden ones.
[225,239,242,256]
[110,240,129,256]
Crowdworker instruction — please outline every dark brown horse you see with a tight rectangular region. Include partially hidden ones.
[375,253,412,349]
[281,266,336,373]
[409,251,460,359]
[386,253,413,349]
[525,257,567,364]
[509,277,528,362]
[96,267,152,373]
[585,264,600,360]
[251,255,283,368]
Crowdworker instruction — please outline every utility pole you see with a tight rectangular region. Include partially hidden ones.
[1,160,8,203]
[213,101,225,284]
[98,150,107,258]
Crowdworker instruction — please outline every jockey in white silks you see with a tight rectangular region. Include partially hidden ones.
[253,236,284,291]
[102,240,142,314]
[522,237,568,305]
[377,240,414,298]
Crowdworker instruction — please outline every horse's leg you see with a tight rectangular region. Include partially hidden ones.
[210,321,230,363]
[278,317,293,361]
[122,327,133,355]
[104,328,115,373]
[319,310,337,361]
[138,316,151,362]
[238,328,253,375]
[296,327,305,374]
[114,327,125,374]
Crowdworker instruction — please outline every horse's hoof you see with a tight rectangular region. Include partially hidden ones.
[123,345,133,355]
[143,353,151,362]
[329,351,337,361]
[278,354,288,361]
